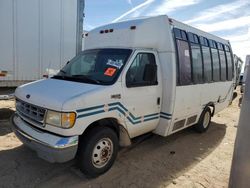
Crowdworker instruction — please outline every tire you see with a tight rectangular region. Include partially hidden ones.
[77,126,119,178]
[194,107,212,133]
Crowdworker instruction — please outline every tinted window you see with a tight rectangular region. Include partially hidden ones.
[188,33,194,43]
[176,40,192,85]
[211,49,220,81]
[56,49,132,85]
[188,33,199,44]
[226,52,233,80]
[219,50,227,81]
[173,28,182,39]
[225,45,230,51]
[126,53,157,87]
[200,36,209,46]
[218,43,224,50]
[209,40,217,49]
[191,43,203,83]
[202,46,212,82]
[193,35,199,44]
[174,28,188,40]
[181,31,188,40]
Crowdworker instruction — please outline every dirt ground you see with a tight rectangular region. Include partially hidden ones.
[0,89,241,188]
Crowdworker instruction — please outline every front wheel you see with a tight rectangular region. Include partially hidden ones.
[194,107,212,133]
[77,126,118,178]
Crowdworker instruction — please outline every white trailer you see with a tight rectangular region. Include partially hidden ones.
[11,15,235,177]
[233,54,243,87]
[0,0,84,87]
[240,55,250,93]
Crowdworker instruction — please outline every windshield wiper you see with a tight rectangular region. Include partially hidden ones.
[59,70,66,74]
[52,75,65,79]
[71,75,101,84]
[52,74,101,84]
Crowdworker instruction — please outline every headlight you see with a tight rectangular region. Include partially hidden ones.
[46,111,61,127]
[46,110,76,128]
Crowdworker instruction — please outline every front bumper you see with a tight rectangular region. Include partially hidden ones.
[11,113,79,163]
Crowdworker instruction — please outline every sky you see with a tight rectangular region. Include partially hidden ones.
[84,0,250,61]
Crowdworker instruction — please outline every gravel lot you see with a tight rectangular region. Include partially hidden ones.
[0,89,241,188]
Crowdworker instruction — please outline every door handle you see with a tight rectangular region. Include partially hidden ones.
[111,94,121,99]
[157,97,160,105]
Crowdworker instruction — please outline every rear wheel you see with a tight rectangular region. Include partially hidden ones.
[194,107,212,133]
[77,126,118,178]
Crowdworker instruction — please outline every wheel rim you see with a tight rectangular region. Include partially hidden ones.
[203,111,210,128]
[92,138,113,168]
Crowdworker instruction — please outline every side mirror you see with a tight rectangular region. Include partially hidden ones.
[143,64,157,83]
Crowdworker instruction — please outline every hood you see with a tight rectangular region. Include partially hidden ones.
[15,78,103,111]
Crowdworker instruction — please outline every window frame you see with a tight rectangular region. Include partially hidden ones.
[217,42,227,81]
[173,28,193,86]
[174,28,234,85]
[200,36,213,83]
[209,39,221,82]
[125,52,158,88]
[224,44,234,81]
[188,32,204,84]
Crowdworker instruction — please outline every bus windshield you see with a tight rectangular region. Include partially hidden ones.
[53,48,132,85]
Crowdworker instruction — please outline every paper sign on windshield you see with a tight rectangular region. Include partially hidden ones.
[104,67,117,76]
[106,59,123,69]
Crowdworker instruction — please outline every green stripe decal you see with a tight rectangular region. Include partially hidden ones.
[76,102,171,124]
[160,115,171,120]
[76,104,104,113]
[160,112,172,116]
[77,109,105,118]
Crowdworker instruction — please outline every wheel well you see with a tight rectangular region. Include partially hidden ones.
[81,118,120,138]
[205,102,215,116]
[79,118,131,147]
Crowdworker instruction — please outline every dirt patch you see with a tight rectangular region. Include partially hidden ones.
[0,90,241,188]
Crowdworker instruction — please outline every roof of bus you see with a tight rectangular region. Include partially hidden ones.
[84,15,231,51]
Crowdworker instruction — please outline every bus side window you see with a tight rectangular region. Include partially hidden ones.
[225,45,233,81]
[211,49,220,82]
[189,33,203,84]
[218,43,227,81]
[174,28,192,86]
[209,40,220,82]
[176,39,192,85]
[202,46,212,82]
[218,50,227,81]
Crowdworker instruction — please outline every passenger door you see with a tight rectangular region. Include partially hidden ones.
[121,50,162,138]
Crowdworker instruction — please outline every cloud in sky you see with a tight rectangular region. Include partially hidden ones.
[185,0,250,24]
[194,15,250,60]
[195,15,250,32]
[223,28,250,42]
[112,0,155,22]
[231,40,250,62]
[127,0,132,5]
[113,0,201,22]
[223,27,250,61]
[126,0,133,8]
[107,0,249,60]
[148,0,201,15]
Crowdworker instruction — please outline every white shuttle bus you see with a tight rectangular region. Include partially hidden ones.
[11,15,234,177]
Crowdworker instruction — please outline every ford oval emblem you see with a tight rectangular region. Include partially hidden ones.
[26,94,30,99]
